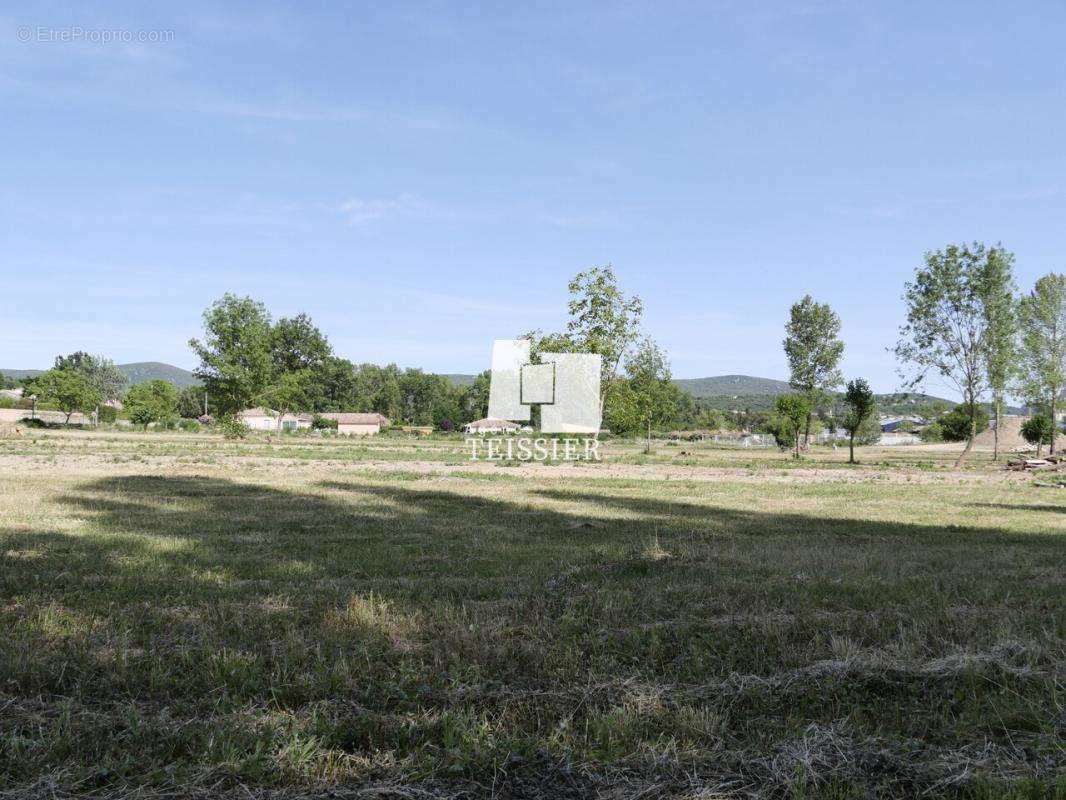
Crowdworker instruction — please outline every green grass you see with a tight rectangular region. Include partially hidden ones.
[0,430,1063,798]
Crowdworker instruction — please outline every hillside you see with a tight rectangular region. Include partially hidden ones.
[674,374,792,397]
[1,362,198,388]
[117,362,198,388]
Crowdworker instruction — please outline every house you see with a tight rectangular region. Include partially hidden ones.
[319,412,390,436]
[0,388,23,401]
[463,417,520,434]
[237,408,313,432]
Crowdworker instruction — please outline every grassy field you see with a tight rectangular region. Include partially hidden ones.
[0,430,1063,798]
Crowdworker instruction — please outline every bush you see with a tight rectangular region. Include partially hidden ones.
[1021,416,1053,449]
[938,404,989,442]
[178,418,201,432]
[920,421,944,442]
[217,415,249,440]
[311,414,338,430]
[98,405,118,423]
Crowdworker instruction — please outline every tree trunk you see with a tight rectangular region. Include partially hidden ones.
[65,411,73,428]
[992,396,1001,462]
[849,433,855,464]
[803,412,812,453]
[1052,392,1058,455]
[646,419,652,454]
[954,411,976,468]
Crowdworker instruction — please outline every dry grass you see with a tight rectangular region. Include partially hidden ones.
[0,429,1063,799]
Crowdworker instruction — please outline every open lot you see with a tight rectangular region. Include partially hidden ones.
[1,430,1063,798]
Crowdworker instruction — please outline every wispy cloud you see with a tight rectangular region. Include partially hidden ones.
[338,193,425,225]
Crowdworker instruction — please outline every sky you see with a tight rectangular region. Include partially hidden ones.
[1,2,1064,396]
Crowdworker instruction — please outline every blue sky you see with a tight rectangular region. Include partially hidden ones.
[2,2,1064,396]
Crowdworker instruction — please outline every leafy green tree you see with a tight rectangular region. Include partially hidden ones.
[53,352,128,405]
[784,296,844,452]
[938,403,989,442]
[1019,413,1053,456]
[698,408,727,431]
[841,378,876,464]
[1021,415,1053,457]
[895,243,1004,466]
[462,371,491,423]
[775,393,811,459]
[25,368,101,426]
[271,313,332,374]
[531,266,644,415]
[1017,273,1066,454]
[125,380,179,430]
[974,248,1018,461]
[618,339,677,451]
[189,295,274,414]
[177,385,206,419]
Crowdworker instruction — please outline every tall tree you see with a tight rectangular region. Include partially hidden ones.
[895,243,1002,466]
[271,313,332,374]
[189,295,274,414]
[975,247,1018,461]
[841,378,875,464]
[1017,272,1066,454]
[25,367,101,426]
[564,266,644,414]
[783,296,844,451]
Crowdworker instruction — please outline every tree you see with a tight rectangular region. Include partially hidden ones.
[189,295,274,415]
[125,380,179,429]
[698,408,727,431]
[25,368,101,426]
[895,243,1005,466]
[618,338,676,452]
[841,378,875,464]
[1021,415,1053,457]
[1017,273,1066,454]
[775,393,812,459]
[938,403,989,442]
[178,385,207,419]
[271,313,332,374]
[784,296,844,452]
[53,352,127,405]
[563,266,644,414]
[974,248,1018,461]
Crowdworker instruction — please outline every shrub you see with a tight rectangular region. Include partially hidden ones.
[98,405,118,423]
[178,418,201,432]
[217,415,249,440]
[1021,416,1053,450]
[920,422,944,442]
[312,414,338,430]
[938,404,989,441]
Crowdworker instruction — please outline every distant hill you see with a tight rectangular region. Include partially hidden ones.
[674,374,792,397]
[117,362,198,388]
[1,362,198,388]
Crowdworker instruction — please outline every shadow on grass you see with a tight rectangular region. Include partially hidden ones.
[968,501,1066,515]
[0,473,1062,795]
